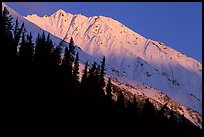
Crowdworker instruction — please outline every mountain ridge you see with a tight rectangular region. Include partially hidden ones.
[24,8,202,114]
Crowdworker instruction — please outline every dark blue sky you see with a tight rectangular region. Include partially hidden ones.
[4,2,202,62]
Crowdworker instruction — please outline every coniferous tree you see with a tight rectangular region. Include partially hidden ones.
[19,31,33,65]
[1,7,14,63]
[18,30,34,113]
[41,31,46,46]
[14,18,19,50]
[116,91,125,111]
[34,32,52,67]
[61,46,73,100]
[81,61,88,88]
[61,47,72,78]
[45,33,53,71]
[142,98,156,129]
[133,94,137,108]
[88,62,96,78]
[40,31,46,64]
[126,99,132,112]
[52,45,62,69]
[61,37,76,84]
[1,8,30,128]
[2,7,13,37]
[34,33,40,62]
[96,64,102,93]
[46,33,53,55]
[18,29,26,62]
[79,60,89,108]
[73,52,80,88]
[143,98,155,117]
[86,61,98,111]
[35,31,44,62]
[2,7,13,41]
[1,6,14,98]
[87,62,97,91]
[68,37,75,62]
[115,91,126,134]
[100,57,106,88]
[14,19,24,55]
[106,77,112,105]
[27,32,34,63]
[95,64,105,108]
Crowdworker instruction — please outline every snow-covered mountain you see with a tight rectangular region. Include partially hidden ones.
[2,3,202,128]
[24,8,202,113]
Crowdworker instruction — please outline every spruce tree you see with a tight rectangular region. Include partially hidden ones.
[27,32,34,63]
[46,33,53,54]
[19,31,33,65]
[73,52,80,88]
[100,57,106,88]
[81,61,88,88]
[106,78,112,103]
[116,91,125,111]
[88,62,97,88]
[142,98,155,128]
[115,91,126,131]
[34,33,40,62]
[52,45,62,69]
[14,19,24,51]
[143,98,155,116]
[126,99,132,112]
[105,78,113,113]
[18,29,26,63]
[133,95,137,107]
[2,7,13,40]
[61,46,73,98]
[61,37,76,82]
[45,33,53,68]
[1,7,14,62]
[34,33,43,65]
[96,65,101,88]
[41,31,46,46]
[68,37,75,62]
[34,31,52,67]
[61,47,72,77]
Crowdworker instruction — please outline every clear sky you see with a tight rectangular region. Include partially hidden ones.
[4,2,202,62]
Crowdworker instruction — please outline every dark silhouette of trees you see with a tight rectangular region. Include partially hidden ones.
[100,57,106,88]
[61,47,71,76]
[73,52,80,89]
[61,37,76,93]
[14,19,24,56]
[68,37,75,62]
[19,31,34,65]
[81,61,88,89]
[106,77,112,107]
[116,91,125,112]
[143,98,155,117]
[1,7,13,62]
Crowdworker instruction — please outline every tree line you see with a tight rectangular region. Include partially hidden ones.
[1,7,202,136]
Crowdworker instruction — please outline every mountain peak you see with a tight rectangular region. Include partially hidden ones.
[52,9,71,16]
[56,9,66,13]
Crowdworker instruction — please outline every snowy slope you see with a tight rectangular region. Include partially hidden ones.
[109,77,202,128]
[25,9,202,113]
[2,3,202,128]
